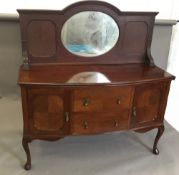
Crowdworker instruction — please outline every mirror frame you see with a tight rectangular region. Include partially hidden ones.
[61,11,120,58]
[58,1,122,63]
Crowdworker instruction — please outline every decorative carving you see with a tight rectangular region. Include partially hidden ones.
[22,50,30,70]
[146,47,155,67]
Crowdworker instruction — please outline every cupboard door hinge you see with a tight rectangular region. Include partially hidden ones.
[65,112,70,122]
[83,121,89,129]
[132,106,137,117]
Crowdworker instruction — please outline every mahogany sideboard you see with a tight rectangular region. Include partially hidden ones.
[17,1,175,170]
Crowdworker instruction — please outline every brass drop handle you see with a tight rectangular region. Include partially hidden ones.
[132,106,137,117]
[84,121,89,129]
[114,120,119,127]
[83,98,90,107]
[65,112,69,122]
[116,97,121,105]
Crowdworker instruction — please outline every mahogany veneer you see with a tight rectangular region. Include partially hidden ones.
[18,1,175,170]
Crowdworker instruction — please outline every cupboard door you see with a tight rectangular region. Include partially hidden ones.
[131,83,165,127]
[28,88,69,135]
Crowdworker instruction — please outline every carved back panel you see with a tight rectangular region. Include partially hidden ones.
[18,1,157,65]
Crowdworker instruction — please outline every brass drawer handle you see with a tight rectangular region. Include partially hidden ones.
[132,106,137,117]
[84,121,89,129]
[114,120,119,127]
[83,98,90,107]
[116,97,121,105]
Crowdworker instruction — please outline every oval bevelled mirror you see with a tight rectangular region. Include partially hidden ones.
[61,11,119,57]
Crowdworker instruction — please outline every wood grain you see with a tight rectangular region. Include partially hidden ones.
[17,1,175,170]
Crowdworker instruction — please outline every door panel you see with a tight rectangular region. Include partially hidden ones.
[28,88,69,135]
[132,83,164,127]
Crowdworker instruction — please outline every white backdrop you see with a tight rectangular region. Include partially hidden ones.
[0,0,178,19]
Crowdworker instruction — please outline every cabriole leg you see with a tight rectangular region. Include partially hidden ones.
[22,138,31,170]
[153,125,165,155]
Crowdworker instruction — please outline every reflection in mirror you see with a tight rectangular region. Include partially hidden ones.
[67,72,110,83]
[61,11,119,57]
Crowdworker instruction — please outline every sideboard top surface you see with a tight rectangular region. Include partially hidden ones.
[18,64,175,86]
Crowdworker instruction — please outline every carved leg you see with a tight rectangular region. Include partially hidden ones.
[22,138,31,170]
[153,125,165,155]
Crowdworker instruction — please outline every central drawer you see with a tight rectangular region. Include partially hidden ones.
[73,86,133,112]
[71,86,133,135]
[71,110,130,135]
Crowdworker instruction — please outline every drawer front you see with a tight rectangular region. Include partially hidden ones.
[73,86,133,112]
[71,111,129,135]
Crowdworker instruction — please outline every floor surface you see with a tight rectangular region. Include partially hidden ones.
[0,95,179,175]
